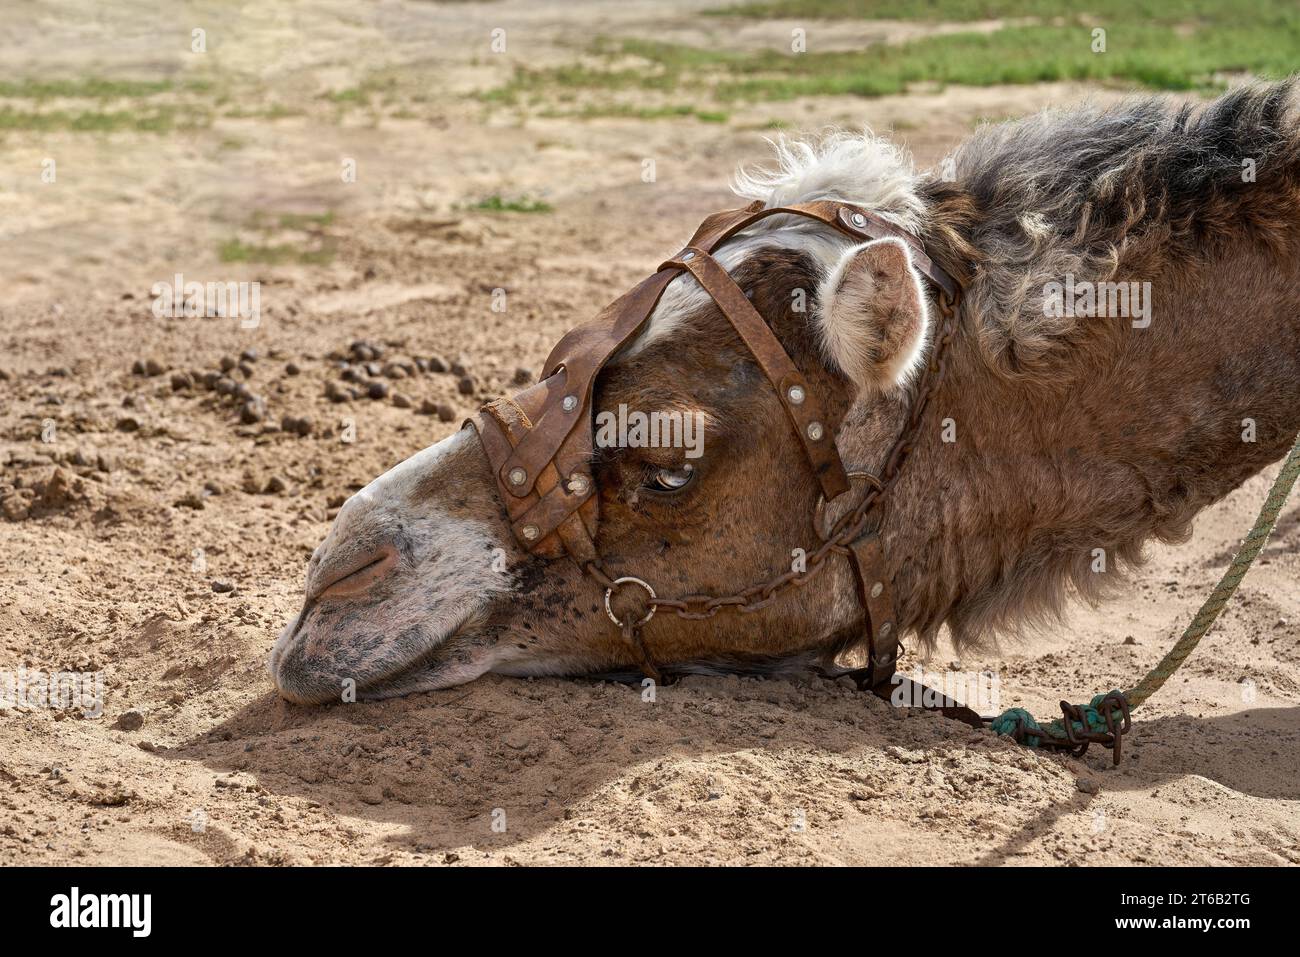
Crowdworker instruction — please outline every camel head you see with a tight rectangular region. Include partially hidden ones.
[272,85,1300,704]
[271,134,944,703]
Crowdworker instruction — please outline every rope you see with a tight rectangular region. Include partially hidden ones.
[990,431,1300,749]
[1126,433,1300,708]
[987,691,1126,748]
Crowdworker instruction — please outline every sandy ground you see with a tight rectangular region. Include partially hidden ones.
[2,1,1298,866]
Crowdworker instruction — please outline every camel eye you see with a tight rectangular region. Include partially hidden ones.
[644,463,695,493]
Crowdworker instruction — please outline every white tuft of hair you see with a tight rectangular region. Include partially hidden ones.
[731,130,925,234]
[619,130,925,360]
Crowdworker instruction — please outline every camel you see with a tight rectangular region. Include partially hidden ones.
[271,82,1300,705]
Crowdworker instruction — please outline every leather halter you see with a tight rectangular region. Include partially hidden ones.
[468,198,974,720]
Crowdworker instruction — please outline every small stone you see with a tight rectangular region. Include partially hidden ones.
[426,355,447,374]
[234,383,254,402]
[201,371,221,390]
[456,376,475,396]
[365,361,382,378]
[383,362,407,380]
[170,372,194,391]
[211,580,235,594]
[281,415,313,437]
[284,362,301,376]
[1122,635,1136,645]
[219,355,237,373]
[265,475,288,494]
[1,493,32,522]
[367,381,389,400]
[113,710,145,732]
[450,359,468,377]
[239,399,265,424]
[131,359,146,375]
[116,416,140,433]
[1076,777,1101,794]
[391,391,412,409]
[238,362,255,379]
[215,377,236,396]
[144,358,164,377]
[350,342,374,362]
[436,402,456,423]
[512,367,531,386]
[414,358,428,373]
[240,348,258,363]
[175,492,204,510]
[325,380,351,403]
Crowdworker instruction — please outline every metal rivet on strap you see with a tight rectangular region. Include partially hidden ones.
[870,581,884,599]
[681,251,695,261]
[806,421,824,442]
[508,467,527,486]
[567,473,589,495]
[521,524,540,541]
[786,384,806,405]
[878,621,893,639]
[851,212,867,228]
[561,394,578,412]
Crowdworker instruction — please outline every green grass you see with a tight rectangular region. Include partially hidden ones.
[273,210,336,229]
[0,77,177,99]
[469,195,554,213]
[0,75,219,133]
[321,74,402,107]
[218,238,336,266]
[539,103,729,122]
[221,104,304,120]
[218,209,338,265]
[707,0,1300,23]
[0,106,188,132]
[484,0,1299,111]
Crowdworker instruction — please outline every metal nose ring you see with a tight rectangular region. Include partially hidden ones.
[604,576,657,627]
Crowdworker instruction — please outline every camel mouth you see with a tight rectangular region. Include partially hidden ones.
[270,584,494,704]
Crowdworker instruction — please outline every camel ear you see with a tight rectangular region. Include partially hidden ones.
[816,237,931,392]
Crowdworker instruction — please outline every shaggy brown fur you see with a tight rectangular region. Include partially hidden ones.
[900,82,1300,649]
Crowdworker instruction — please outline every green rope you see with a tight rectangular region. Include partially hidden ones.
[991,432,1300,746]
[988,691,1127,748]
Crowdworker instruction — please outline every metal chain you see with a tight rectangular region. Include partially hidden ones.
[590,292,960,623]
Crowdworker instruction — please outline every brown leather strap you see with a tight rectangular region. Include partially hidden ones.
[661,246,849,500]
[846,531,899,688]
[870,676,985,729]
[496,200,959,502]
[830,206,960,303]
[471,396,599,563]
[473,198,962,561]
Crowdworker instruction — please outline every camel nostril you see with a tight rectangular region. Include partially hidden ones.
[313,545,399,600]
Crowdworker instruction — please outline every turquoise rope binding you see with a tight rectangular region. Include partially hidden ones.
[989,432,1300,753]
[987,691,1125,748]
